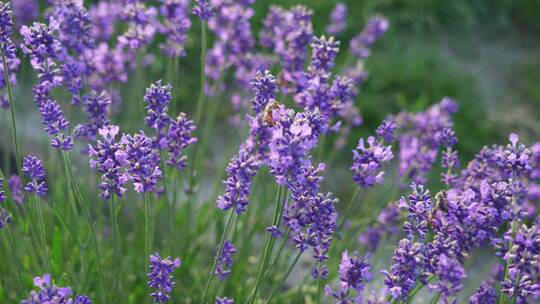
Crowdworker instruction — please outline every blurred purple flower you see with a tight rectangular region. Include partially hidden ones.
[8,175,24,204]
[326,3,347,35]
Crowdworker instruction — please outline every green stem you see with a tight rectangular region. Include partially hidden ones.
[62,152,107,303]
[111,195,120,301]
[2,223,24,292]
[337,187,361,232]
[316,262,322,304]
[34,195,52,275]
[247,186,285,304]
[267,252,302,303]
[145,193,152,265]
[428,292,441,304]
[1,45,21,177]
[201,209,235,303]
[188,20,208,193]
[407,275,435,302]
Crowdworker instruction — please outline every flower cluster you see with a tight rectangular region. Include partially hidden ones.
[0,3,20,109]
[326,251,372,303]
[21,273,91,304]
[215,240,236,280]
[157,0,191,57]
[22,155,47,197]
[8,175,24,204]
[351,136,393,188]
[326,3,347,35]
[147,253,181,303]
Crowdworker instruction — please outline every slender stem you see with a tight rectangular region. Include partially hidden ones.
[316,262,322,304]
[62,152,107,303]
[145,193,152,265]
[337,187,361,232]
[428,292,441,304]
[111,195,120,300]
[34,195,52,275]
[407,275,435,302]
[201,209,235,303]
[265,229,290,274]
[188,20,208,193]
[2,223,24,292]
[247,186,285,304]
[1,45,21,177]
[267,252,302,303]
[498,176,517,304]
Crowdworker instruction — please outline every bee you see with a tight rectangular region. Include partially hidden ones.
[263,100,280,126]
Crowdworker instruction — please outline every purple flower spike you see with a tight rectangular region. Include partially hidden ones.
[215,240,236,281]
[470,280,497,304]
[326,3,347,35]
[122,131,163,194]
[0,177,5,203]
[8,175,24,204]
[217,150,259,214]
[192,0,214,21]
[250,70,278,114]
[430,254,466,300]
[351,136,393,188]
[216,297,234,304]
[148,253,181,303]
[350,16,389,59]
[166,113,197,171]
[144,80,172,133]
[22,155,47,197]
[0,3,21,109]
[326,251,372,303]
[22,273,91,304]
[88,125,129,200]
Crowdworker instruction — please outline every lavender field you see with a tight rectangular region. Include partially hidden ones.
[0,0,539,303]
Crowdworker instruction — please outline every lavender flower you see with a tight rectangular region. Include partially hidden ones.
[192,0,214,21]
[12,0,38,29]
[144,80,172,136]
[430,254,466,300]
[375,115,397,142]
[38,99,73,150]
[215,240,236,280]
[217,149,259,213]
[166,113,197,171]
[20,18,62,70]
[148,253,181,303]
[250,70,278,114]
[121,131,163,194]
[500,223,540,302]
[326,3,347,35]
[399,183,432,240]
[88,125,129,200]
[260,5,314,92]
[350,16,389,59]
[8,175,24,204]
[22,155,47,197]
[469,280,497,304]
[118,2,157,50]
[215,297,234,304]
[351,136,393,188]
[0,177,5,202]
[21,273,91,304]
[81,90,112,141]
[50,0,94,55]
[382,239,427,300]
[88,1,122,42]
[326,251,371,302]
[159,0,191,58]
[499,133,532,178]
[0,3,20,109]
